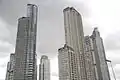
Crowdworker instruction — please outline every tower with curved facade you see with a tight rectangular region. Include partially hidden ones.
[13,4,38,80]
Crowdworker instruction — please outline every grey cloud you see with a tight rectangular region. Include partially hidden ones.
[104,31,120,51]
[0,40,14,57]
[0,0,29,25]
[0,19,10,39]
[0,63,7,68]
[0,19,16,46]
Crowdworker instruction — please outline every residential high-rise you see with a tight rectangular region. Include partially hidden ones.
[5,53,15,80]
[13,4,38,80]
[39,55,50,80]
[58,44,78,80]
[91,28,111,80]
[27,4,38,80]
[84,36,98,80]
[63,7,87,80]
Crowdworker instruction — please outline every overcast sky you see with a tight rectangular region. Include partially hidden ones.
[0,0,120,80]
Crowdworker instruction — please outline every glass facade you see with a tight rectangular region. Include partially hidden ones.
[13,4,38,80]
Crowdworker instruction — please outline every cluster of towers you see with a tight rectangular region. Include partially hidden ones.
[58,7,111,80]
[5,4,111,80]
[5,4,50,80]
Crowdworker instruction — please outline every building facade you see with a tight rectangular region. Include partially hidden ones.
[63,7,87,80]
[84,36,98,80]
[58,44,78,80]
[5,53,15,80]
[13,4,38,80]
[39,55,50,80]
[91,28,111,80]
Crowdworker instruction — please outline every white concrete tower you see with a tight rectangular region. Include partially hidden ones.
[63,7,87,80]
[58,44,78,80]
[84,36,98,80]
[91,28,111,80]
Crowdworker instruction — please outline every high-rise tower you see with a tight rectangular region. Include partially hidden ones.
[91,28,111,80]
[84,36,97,80]
[63,7,87,80]
[39,55,50,80]
[58,44,78,80]
[13,4,38,80]
[5,53,15,80]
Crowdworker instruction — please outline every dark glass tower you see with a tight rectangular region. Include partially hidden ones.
[13,4,38,80]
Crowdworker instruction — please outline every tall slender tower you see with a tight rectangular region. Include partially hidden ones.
[13,4,38,80]
[5,53,15,80]
[63,7,87,80]
[39,55,50,80]
[91,28,111,80]
[26,4,38,80]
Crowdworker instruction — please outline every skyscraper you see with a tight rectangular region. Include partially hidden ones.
[39,55,50,80]
[84,36,97,80]
[63,7,87,80]
[58,44,78,80]
[5,53,15,80]
[91,28,111,80]
[13,4,38,80]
